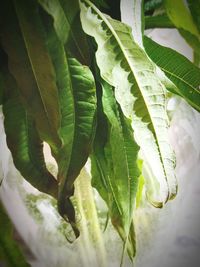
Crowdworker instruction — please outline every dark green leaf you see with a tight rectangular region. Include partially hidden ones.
[1,67,57,197]
[179,29,200,62]
[0,0,61,149]
[144,36,200,112]
[187,0,200,33]
[38,6,97,235]
[145,14,174,29]
[144,0,163,13]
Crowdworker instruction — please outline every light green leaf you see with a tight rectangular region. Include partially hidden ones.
[120,0,144,47]
[0,0,61,149]
[164,0,200,61]
[165,0,199,38]
[1,68,57,197]
[91,80,140,260]
[144,36,200,112]
[80,0,177,206]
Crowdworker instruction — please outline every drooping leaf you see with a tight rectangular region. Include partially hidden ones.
[56,57,96,230]
[144,36,200,112]
[165,0,199,38]
[145,14,174,29]
[164,0,200,61]
[37,7,97,234]
[179,29,200,63]
[120,0,144,47]
[0,0,61,150]
[0,202,31,267]
[187,0,200,33]
[193,51,200,67]
[91,80,140,260]
[80,0,177,206]
[38,0,90,65]
[1,66,57,197]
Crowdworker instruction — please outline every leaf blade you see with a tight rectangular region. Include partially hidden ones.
[1,67,57,197]
[80,0,177,205]
[0,0,61,149]
[144,36,200,112]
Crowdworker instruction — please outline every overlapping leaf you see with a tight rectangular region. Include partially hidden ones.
[38,7,97,235]
[1,67,57,197]
[145,14,174,29]
[1,0,97,237]
[164,0,200,63]
[91,80,140,259]
[0,0,61,149]
[38,0,90,65]
[144,36,200,112]
[187,0,200,33]
[80,0,177,206]
[120,0,144,47]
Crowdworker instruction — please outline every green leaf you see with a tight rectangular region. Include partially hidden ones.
[187,0,200,33]
[37,7,97,234]
[164,0,200,61]
[38,0,90,65]
[80,0,177,206]
[179,29,200,63]
[144,0,163,13]
[1,67,57,197]
[144,36,200,112]
[57,57,96,225]
[165,0,199,38]
[145,14,174,29]
[0,0,61,150]
[91,80,140,260]
[0,203,31,267]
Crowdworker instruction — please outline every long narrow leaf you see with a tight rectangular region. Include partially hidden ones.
[1,68,57,197]
[0,0,61,149]
[144,36,200,112]
[38,0,90,65]
[120,0,144,47]
[187,0,200,33]
[91,80,140,259]
[38,9,97,234]
[80,0,177,206]
[145,14,174,29]
[164,0,200,61]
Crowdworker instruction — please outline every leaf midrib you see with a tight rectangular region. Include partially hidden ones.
[84,0,170,199]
